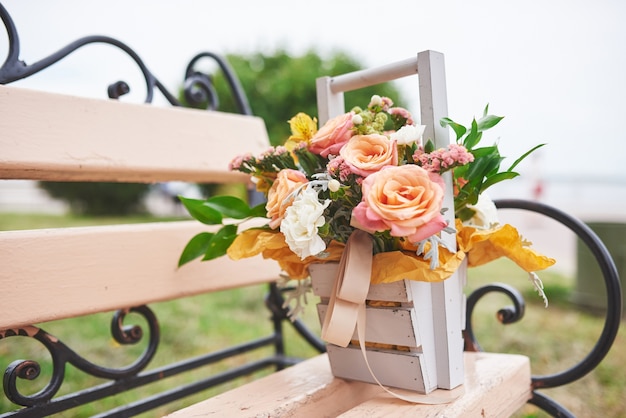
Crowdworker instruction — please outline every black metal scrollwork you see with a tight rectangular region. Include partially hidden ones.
[464,199,622,417]
[464,283,526,352]
[1,306,158,409]
[0,3,250,113]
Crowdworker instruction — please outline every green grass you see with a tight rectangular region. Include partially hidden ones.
[1,214,624,417]
[0,212,188,231]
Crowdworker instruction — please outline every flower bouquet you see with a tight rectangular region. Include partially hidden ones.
[179,95,555,395]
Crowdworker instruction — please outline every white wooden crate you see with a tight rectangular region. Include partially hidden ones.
[310,262,465,394]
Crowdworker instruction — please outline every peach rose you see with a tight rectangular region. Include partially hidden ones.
[308,112,354,157]
[266,169,308,229]
[339,134,398,177]
[351,164,447,242]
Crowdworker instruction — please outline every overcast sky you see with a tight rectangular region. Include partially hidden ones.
[2,0,625,186]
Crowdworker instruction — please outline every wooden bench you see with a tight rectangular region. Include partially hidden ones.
[1,5,622,416]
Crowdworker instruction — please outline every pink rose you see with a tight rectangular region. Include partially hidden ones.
[339,134,398,177]
[308,112,354,157]
[351,165,447,242]
[266,169,308,229]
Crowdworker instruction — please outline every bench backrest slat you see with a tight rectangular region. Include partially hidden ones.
[0,85,269,183]
[0,221,279,330]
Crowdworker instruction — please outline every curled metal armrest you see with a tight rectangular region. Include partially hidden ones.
[464,198,622,416]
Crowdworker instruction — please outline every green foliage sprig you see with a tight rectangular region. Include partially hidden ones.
[440,105,545,221]
[177,196,265,266]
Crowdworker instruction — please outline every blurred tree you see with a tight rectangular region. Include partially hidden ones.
[198,49,407,146]
[39,181,149,216]
[188,49,408,197]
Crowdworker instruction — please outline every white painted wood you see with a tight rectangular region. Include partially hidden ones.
[329,57,419,93]
[317,304,421,347]
[311,264,437,393]
[315,55,418,125]
[0,85,270,183]
[0,220,281,330]
[310,263,411,302]
[417,50,465,390]
[315,76,345,126]
[408,279,439,393]
[326,345,431,393]
[165,352,532,417]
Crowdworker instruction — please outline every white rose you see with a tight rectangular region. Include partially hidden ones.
[280,187,331,259]
[463,193,499,229]
[389,124,426,146]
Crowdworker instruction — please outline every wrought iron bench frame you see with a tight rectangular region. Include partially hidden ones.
[0,4,621,417]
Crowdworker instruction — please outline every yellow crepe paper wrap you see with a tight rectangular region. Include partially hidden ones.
[227,229,344,279]
[455,219,556,272]
[227,221,555,283]
[370,248,465,284]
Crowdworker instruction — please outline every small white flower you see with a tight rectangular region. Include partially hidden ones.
[280,187,331,260]
[352,114,363,125]
[389,124,426,146]
[370,95,382,106]
[463,193,499,229]
[328,179,341,192]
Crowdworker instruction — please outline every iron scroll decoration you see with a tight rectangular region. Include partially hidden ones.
[464,199,622,417]
[1,307,159,410]
[0,3,251,114]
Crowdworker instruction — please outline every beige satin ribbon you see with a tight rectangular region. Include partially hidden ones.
[321,229,373,347]
[321,230,463,404]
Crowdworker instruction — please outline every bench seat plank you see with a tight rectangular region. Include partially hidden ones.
[166,352,531,417]
[0,220,280,329]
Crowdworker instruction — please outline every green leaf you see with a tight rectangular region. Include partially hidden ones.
[456,206,477,222]
[440,117,467,140]
[470,145,499,158]
[202,224,238,261]
[476,114,504,132]
[178,196,222,224]
[507,143,546,172]
[424,139,436,153]
[204,195,252,219]
[249,202,268,218]
[178,232,213,267]
[463,119,482,149]
[481,171,520,190]
[465,154,502,182]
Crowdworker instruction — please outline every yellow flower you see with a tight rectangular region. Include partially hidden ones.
[285,113,317,151]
